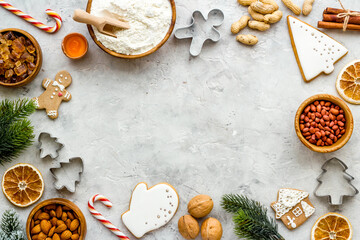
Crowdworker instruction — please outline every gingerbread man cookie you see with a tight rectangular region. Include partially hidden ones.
[33,70,72,119]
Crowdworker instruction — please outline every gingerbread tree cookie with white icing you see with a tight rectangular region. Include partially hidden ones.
[122,182,179,238]
[271,188,315,230]
[287,16,348,82]
[33,70,72,119]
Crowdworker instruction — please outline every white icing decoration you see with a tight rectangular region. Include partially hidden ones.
[33,97,39,108]
[52,81,65,91]
[122,183,179,238]
[272,188,308,219]
[65,92,70,99]
[47,110,57,117]
[52,92,56,95]
[50,96,54,99]
[44,79,51,87]
[301,201,315,218]
[287,216,297,229]
[55,88,58,91]
[288,16,348,81]
[292,207,303,217]
[60,74,63,77]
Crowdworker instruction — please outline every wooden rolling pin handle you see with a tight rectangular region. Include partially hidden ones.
[73,9,101,26]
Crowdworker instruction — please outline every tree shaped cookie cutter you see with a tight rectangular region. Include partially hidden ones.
[38,132,64,159]
[50,157,84,193]
[175,9,224,57]
[314,157,359,206]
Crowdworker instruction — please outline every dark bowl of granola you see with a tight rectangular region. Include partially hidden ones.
[0,28,42,87]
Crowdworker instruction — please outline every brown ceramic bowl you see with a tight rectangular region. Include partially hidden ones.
[86,0,176,59]
[295,94,354,153]
[62,33,88,59]
[0,28,42,87]
[26,198,87,240]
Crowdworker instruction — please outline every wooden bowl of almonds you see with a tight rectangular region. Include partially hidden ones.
[26,198,87,240]
[295,94,354,153]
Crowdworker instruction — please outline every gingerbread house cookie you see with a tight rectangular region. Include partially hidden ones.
[271,188,315,230]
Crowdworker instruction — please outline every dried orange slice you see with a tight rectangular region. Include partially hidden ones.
[336,60,360,104]
[311,212,352,240]
[2,163,44,207]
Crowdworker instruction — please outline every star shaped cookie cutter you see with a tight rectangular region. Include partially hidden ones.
[175,9,224,57]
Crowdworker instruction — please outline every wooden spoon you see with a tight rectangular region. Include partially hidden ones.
[73,9,130,38]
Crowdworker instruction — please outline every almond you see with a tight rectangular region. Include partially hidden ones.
[61,212,67,222]
[48,226,56,237]
[53,233,60,240]
[71,234,79,240]
[62,206,71,211]
[67,212,74,220]
[40,220,52,235]
[31,219,35,229]
[50,217,58,226]
[35,220,40,225]
[56,206,63,218]
[69,219,79,232]
[55,224,67,233]
[60,230,72,240]
[34,210,42,220]
[46,238,52,240]
[45,204,56,210]
[31,224,41,234]
[32,234,39,240]
[38,212,50,220]
[56,220,65,226]
[50,210,56,218]
[38,232,47,240]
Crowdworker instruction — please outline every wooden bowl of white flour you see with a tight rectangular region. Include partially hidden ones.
[86,0,176,59]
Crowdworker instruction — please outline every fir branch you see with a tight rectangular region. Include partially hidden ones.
[0,209,25,240]
[221,194,284,240]
[0,99,36,163]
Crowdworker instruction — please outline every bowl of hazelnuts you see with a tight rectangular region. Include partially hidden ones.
[295,94,354,153]
[26,198,86,240]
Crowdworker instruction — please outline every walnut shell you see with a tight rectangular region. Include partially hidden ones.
[178,215,200,239]
[201,218,223,240]
[187,195,214,218]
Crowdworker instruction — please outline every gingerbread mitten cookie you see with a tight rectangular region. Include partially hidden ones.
[33,70,72,119]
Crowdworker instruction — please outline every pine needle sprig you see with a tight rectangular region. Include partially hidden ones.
[221,194,284,240]
[0,209,25,240]
[0,99,36,163]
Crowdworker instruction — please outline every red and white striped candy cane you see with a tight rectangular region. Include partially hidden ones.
[0,0,62,33]
[88,194,130,240]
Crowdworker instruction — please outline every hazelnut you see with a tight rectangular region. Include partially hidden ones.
[201,218,223,240]
[188,195,214,218]
[178,215,200,239]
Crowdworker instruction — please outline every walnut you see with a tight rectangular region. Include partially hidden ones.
[201,218,223,240]
[178,215,200,239]
[187,195,214,218]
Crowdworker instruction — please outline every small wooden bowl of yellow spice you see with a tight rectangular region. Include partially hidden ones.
[26,198,87,240]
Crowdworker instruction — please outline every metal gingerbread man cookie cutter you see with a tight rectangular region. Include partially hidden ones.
[38,132,64,159]
[175,9,224,57]
[314,157,359,206]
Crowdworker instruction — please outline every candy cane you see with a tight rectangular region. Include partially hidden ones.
[88,194,130,240]
[0,0,62,33]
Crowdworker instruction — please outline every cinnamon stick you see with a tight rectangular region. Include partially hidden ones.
[324,7,360,15]
[318,21,360,31]
[323,13,360,25]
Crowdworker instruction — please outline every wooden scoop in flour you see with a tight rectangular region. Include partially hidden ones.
[73,9,130,38]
